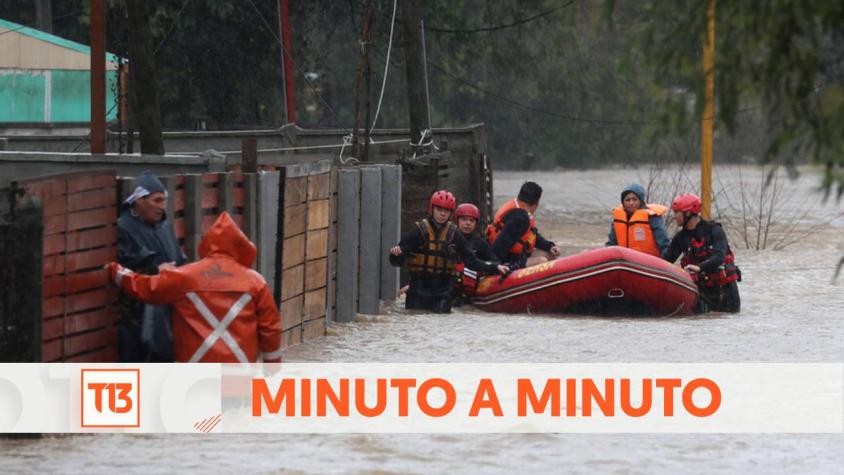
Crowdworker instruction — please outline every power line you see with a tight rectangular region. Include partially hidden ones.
[425,1,573,34]
[153,0,192,55]
[0,9,82,36]
[427,59,657,126]
[370,0,398,130]
[244,0,349,131]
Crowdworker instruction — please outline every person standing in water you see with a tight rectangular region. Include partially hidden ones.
[662,193,742,313]
[390,191,508,313]
[452,203,493,304]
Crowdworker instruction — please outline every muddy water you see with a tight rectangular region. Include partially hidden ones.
[3,167,843,474]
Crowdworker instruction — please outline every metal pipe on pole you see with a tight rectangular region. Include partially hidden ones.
[421,19,432,133]
[700,0,716,220]
[279,0,297,124]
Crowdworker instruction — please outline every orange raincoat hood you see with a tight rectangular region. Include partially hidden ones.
[197,212,257,267]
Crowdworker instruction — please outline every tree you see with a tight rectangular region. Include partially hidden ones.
[125,0,164,154]
[620,0,844,198]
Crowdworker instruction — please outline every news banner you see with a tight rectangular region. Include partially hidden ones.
[0,363,841,433]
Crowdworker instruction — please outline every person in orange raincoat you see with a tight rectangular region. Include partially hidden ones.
[107,212,282,363]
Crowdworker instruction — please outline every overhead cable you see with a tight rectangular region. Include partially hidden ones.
[428,60,657,126]
[426,1,574,34]
[245,0,349,131]
[370,0,398,130]
[154,0,192,55]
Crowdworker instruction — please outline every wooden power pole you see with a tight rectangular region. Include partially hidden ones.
[352,0,373,159]
[700,0,716,220]
[401,0,430,147]
[278,0,296,124]
[34,0,52,33]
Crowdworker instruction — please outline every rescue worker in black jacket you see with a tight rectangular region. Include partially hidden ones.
[452,203,493,304]
[390,191,509,313]
[488,181,560,269]
[455,203,493,261]
[662,193,741,313]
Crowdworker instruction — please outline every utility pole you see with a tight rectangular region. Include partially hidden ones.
[700,0,716,220]
[34,0,52,33]
[352,0,373,159]
[90,0,106,154]
[125,0,164,155]
[362,0,374,162]
[401,0,429,147]
[278,0,296,124]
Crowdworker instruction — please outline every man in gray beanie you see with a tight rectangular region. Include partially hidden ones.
[117,171,188,362]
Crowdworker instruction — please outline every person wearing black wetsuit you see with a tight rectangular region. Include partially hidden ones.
[389,191,508,313]
[663,193,741,313]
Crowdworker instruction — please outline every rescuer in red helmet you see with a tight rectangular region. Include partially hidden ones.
[452,203,495,305]
[389,191,508,313]
[454,203,492,261]
[663,193,741,313]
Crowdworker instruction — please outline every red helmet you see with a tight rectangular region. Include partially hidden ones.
[429,190,456,214]
[455,203,480,220]
[671,193,702,214]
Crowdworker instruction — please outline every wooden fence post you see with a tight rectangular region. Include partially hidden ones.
[242,173,258,244]
[0,196,43,362]
[183,174,202,260]
[219,172,235,215]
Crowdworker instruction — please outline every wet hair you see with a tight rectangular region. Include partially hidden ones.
[622,191,639,202]
[518,181,542,205]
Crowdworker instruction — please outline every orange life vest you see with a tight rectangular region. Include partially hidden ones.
[612,204,668,257]
[486,199,538,256]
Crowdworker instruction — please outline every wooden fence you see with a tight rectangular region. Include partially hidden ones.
[1,159,407,362]
[22,170,119,362]
[278,162,332,347]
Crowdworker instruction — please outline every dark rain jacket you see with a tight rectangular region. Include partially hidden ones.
[117,206,188,361]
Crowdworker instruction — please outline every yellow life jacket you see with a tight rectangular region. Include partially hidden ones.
[407,218,458,275]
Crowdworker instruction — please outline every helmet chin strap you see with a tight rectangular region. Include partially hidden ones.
[683,212,696,228]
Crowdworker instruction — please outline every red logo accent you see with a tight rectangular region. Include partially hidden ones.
[81,369,140,428]
[193,414,222,433]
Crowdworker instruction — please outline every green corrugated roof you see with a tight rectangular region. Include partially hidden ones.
[0,17,123,64]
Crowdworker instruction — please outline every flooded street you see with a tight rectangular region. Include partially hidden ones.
[3,167,844,474]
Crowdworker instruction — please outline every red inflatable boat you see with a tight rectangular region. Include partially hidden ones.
[469,246,698,316]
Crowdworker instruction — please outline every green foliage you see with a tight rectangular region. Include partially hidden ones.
[11,0,841,187]
[627,0,844,197]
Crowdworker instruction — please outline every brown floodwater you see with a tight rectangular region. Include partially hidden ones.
[2,166,843,474]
